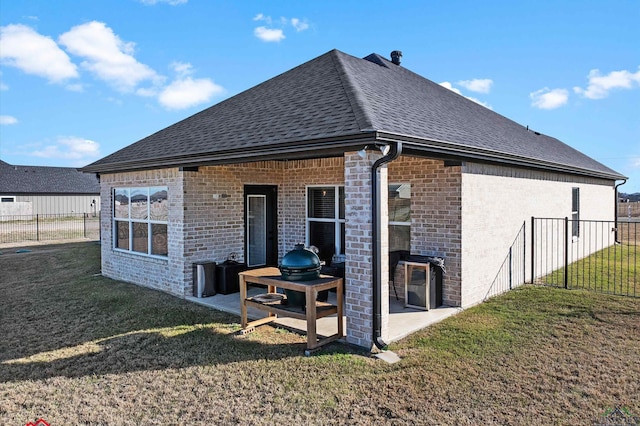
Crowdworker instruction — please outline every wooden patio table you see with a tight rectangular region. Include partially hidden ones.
[239,267,344,352]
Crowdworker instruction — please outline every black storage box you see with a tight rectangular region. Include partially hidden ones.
[215,261,248,295]
[192,261,216,298]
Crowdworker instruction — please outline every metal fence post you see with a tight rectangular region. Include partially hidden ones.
[564,217,569,289]
[36,214,40,241]
[530,216,535,284]
[508,247,513,290]
[84,213,87,238]
[522,221,526,285]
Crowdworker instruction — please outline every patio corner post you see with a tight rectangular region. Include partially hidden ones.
[344,144,398,350]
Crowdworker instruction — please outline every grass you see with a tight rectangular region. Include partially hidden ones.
[543,244,638,296]
[1,242,639,425]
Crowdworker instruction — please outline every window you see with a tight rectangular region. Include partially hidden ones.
[306,184,411,260]
[113,187,168,257]
[389,184,411,251]
[307,186,345,262]
[571,187,580,238]
[1,196,16,202]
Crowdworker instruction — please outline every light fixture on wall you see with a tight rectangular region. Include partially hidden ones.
[358,144,390,158]
[357,145,370,159]
[212,193,231,200]
[378,144,390,155]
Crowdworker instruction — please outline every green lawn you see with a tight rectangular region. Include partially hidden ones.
[542,244,638,297]
[1,242,639,425]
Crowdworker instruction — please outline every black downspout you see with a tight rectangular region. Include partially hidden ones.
[614,179,627,243]
[371,142,402,350]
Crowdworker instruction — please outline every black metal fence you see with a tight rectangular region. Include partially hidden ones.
[0,213,100,244]
[531,217,638,297]
[483,222,527,300]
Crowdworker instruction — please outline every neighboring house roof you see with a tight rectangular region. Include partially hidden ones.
[83,49,624,180]
[0,160,100,194]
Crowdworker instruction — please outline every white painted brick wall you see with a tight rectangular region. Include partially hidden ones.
[460,162,615,307]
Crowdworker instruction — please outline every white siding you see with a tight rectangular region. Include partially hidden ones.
[14,194,100,215]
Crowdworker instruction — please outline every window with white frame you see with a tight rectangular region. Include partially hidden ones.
[113,187,168,257]
[306,186,345,262]
[389,183,411,251]
[306,184,411,260]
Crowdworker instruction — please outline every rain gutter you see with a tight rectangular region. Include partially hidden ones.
[614,179,627,243]
[371,141,402,350]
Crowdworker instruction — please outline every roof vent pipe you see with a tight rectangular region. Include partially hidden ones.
[390,50,402,65]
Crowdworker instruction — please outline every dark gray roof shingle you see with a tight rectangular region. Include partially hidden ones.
[0,160,100,194]
[83,49,624,180]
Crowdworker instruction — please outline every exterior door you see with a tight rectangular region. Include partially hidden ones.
[244,185,278,267]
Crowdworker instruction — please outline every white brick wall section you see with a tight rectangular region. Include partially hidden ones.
[460,163,615,307]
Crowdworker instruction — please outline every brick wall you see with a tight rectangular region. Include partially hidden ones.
[98,155,461,349]
[99,159,346,296]
[280,158,345,254]
[99,169,186,295]
[388,156,462,307]
[343,151,390,348]
[181,162,283,295]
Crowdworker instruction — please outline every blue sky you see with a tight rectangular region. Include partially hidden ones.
[1,0,639,192]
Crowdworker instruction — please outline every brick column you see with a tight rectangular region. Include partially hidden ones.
[344,151,390,349]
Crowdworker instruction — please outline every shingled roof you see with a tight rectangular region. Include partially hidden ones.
[83,49,624,180]
[0,160,100,194]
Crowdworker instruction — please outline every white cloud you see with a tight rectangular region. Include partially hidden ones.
[158,78,223,109]
[253,13,270,24]
[0,82,7,90]
[157,62,224,109]
[170,61,193,78]
[440,81,461,95]
[59,21,161,92]
[139,0,187,5]
[530,87,569,109]
[31,136,101,161]
[291,18,309,32]
[252,14,309,41]
[254,26,285,42]
[440,81,492,109]
[573,67,640,99]
[0,24,78,83]
[0,115,18,125]
[457,78,493,94]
